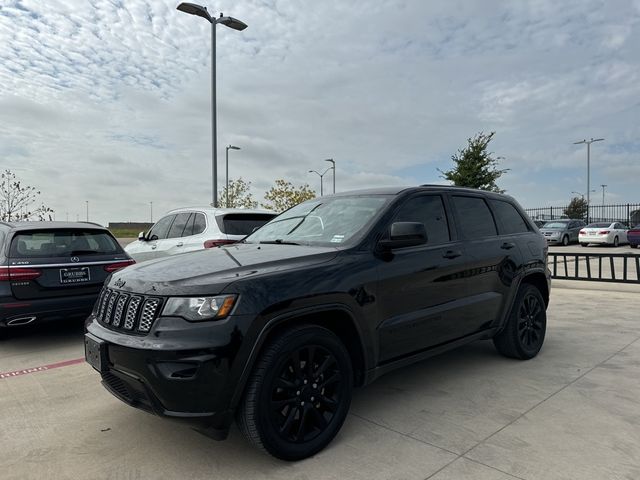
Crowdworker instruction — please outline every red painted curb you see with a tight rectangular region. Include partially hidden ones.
[0,357,85,380]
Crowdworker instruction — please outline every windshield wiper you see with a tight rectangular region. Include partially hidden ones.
[259,240,302,246]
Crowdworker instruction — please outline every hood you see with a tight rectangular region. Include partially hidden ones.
[107,243,339,296]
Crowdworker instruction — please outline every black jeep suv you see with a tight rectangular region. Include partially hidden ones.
[85,186,550,460]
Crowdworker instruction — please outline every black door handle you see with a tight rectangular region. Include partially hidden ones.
[501,242,516,250]
[443,250,462,259]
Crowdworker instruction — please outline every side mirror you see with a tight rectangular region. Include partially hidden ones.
[138,231,146,241]
[379,222,427,250]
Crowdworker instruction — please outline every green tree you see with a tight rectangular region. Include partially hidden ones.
[629,209,640,226]
[218,178,258,209]
[564,197,588,220]
[0,169,54,221]
[439,131,508,193]
[262,179,316,212]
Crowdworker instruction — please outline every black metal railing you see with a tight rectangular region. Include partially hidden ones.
[525,203,640,226]
[548,253,640,283]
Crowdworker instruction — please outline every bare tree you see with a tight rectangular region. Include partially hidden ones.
[0,170,54,221]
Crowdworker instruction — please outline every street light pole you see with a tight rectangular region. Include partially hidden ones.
[150,201,153,222]
[85,201,89,222]
[573,138,604,224]
[600,184,607,205]
[225,145,241,207]
[177,3,247,208]
[325,158,335,194]
[309,168,332,196]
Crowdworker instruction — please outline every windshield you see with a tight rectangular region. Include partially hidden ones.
[245,195,391,246]
[543,222,569,229]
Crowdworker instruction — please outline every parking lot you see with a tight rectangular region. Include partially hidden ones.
[1,284,639,480]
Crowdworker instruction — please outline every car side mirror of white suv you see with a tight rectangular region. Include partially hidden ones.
[138,231,147,241]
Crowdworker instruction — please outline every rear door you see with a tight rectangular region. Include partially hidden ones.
[7,229,130,300]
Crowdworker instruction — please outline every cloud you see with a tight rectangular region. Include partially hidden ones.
[0,0,639,224]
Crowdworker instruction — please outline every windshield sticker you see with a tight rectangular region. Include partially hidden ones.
[330,235,345,243]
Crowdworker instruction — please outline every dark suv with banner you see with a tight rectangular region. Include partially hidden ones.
[0,222,134,336]
[85,186,550,460]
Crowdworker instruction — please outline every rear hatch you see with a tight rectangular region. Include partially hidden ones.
[215,212,277,241]
[6,228,133,300]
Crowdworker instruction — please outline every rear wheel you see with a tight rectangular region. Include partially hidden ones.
[493,284,546,360]
[631,244,638,249]
[236,325,353,461]
[613,236,619,247]
[580,242,588,247]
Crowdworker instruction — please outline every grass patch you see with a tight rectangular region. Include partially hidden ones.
[109,228,143,238]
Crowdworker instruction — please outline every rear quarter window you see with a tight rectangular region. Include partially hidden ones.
[490,200,530,235]
[9,230,122,258]
[217,214,276,236]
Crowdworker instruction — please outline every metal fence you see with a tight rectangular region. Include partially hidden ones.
[525,203,640,226]
[549,252,640,283]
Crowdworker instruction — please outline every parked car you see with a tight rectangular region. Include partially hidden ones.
[628,225,640,248]
[579,222,629,247]
[539,219,585,245]
[85,186,550,460]
[0,222,134,337]
[533,220,546,228]
[124,207,276,262]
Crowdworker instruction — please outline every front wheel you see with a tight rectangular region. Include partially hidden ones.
[493,284,547,360]
[562,235,569,246]
[236,325,353,461]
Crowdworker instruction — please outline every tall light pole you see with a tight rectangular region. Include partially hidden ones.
[225,145,240,207]
[150,201,153,222]
[85,201,89,222]
[177,3,247,208]
[573,138,604,223]
[600,184,607,205]
[324,158,335,194]
[309,168,332,196]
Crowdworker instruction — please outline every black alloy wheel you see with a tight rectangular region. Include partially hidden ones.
[493,283,547,360]
[237,325,353,460]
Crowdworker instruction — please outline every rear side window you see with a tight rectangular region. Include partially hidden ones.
[393,195,450,245]
[167,213,192,239]
[148,215,175,240]
[9,230,121,258]
[452,196,497,238]
[217,214,275,236]
[490,200,530,235]
[192,213,207,235]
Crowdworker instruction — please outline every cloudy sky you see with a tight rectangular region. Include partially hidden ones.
[1,0,639,225]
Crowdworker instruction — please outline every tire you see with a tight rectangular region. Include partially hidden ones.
[236,325,353,461]
[580,242,588,247]
[493,284,546,360]
[613,236,619,247]
[562,235,569,246]
[631,244,638,249]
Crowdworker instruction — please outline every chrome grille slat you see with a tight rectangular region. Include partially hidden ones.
[97,288,110,321]
[112,294,129,328]
[104,291,118,325]
[124,296,142,330]
[138,299,161,332]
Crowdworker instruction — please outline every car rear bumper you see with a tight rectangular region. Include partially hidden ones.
[579,237,612,245]
[0,293,97,327]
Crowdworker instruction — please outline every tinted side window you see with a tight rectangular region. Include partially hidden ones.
[181,213,195,237]
[393,195,450,245]
[148,215,175,240]
[490,200,530,235]
[167,213,192,239]
[193,213,207,235]
[452,196,497,238]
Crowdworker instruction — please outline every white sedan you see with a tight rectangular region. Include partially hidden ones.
[579,222,629,247]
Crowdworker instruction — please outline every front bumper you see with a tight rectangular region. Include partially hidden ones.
[84,315,250,437]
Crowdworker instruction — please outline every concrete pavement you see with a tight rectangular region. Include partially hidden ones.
[1,287,639,479]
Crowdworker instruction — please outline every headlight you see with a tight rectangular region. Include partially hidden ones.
[162,295,237,321]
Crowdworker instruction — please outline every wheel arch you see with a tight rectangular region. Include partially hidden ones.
[230,305,369,409]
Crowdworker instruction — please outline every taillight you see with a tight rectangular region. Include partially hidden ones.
[204,239,236,248]
[0,267,42,282]
[598,230,610,235]
[579,230,585,235]
[104,259,136,273]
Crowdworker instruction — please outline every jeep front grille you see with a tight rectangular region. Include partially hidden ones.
[95,288,163,334]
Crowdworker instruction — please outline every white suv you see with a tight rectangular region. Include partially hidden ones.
[124,207,276,262]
